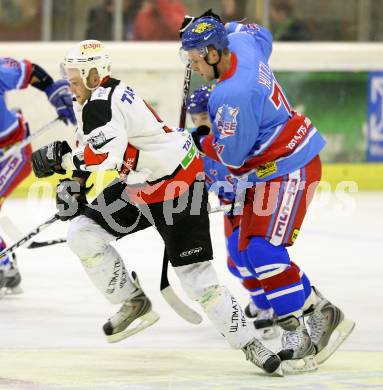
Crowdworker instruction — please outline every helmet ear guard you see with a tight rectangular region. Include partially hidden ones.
[63,40,111,89]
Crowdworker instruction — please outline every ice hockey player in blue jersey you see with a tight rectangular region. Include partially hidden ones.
[187,84,281,340]
[180,10,355,372]
[0,57,75,296]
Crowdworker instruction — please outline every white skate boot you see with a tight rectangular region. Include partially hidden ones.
[306,288,355,364]
[242,338,283,376]
[253,307,280,340]
[103,272,160,343]
[277,316,318,373]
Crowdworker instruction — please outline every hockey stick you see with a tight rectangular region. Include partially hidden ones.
[0,117,60,165]
[0,215,59,259]
[0,216,65,249]
[27,238,66,249]
[3,204,238,251]
[158,62,203,324]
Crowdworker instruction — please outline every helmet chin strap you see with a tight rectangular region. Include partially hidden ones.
[205,50,222,79]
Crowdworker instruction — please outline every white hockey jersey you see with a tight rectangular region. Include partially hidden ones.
[62,78,202,203]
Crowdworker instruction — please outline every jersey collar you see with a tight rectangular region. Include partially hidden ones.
[218,53,237,83]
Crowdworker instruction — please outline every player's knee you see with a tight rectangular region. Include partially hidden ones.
[247,236,290,275]
[67,215,113,262]
[174,260,219,300]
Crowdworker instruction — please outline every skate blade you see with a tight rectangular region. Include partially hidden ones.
[106,310,160,343]
[5,286,23,295]
[315,317,355,365]
[261,326,280,340]
[270,364,284,377]
[282,355,318,374]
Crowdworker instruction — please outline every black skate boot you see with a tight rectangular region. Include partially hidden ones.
[253,307,280,340]
[242,338,283,376]
[244,300,260,319]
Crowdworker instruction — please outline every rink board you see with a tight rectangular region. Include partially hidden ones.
[8,163,383,199]
[0,350,382,390]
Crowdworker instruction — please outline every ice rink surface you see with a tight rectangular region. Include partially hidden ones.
[1,191,383,390]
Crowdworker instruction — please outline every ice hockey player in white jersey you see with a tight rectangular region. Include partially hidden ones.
[31,40,283,375]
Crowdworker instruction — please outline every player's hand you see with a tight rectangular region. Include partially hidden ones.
[191,125,210,152]
[45,80,76,126]
[31,141,71,178]
[56,179,93,221]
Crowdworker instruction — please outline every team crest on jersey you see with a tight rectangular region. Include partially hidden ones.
[192,22,214,34]
[215,105,240,138]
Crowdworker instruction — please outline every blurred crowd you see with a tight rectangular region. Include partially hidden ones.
[0,0,382,42]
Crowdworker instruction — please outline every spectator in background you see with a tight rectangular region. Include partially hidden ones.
[219,0,247,23]
[270,0,308,41]
[86,0,142,41]
[134,0,186,40]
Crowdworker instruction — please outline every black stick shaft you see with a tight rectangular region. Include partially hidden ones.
[0,215,59,259]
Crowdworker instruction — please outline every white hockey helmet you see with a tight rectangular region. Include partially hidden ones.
[63,40,111,86]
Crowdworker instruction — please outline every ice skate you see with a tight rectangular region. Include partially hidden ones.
[103,271,159,343]
[277,316,318,374]
[244,300,261,319]
[4,262,23,295]
[253,308,280,340]
[0,258,23,296]
[242,338,283,376]
[306,289,355,364]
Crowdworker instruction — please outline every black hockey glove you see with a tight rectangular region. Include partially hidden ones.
[31,141,71,178]
[191,125,210,152]
[179,9,222,38]
[56,179,93,221]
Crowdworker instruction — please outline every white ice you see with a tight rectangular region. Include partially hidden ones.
[0,191,382,389]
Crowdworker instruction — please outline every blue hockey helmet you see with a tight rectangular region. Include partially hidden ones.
[186,84,212,114]
[180,16,229,63]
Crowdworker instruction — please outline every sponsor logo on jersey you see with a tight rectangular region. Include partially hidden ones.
[286,117,312,151]
[88,131,115,150]
[192,22,214,34]
[291,228,300,243]
[90,86,111,101]
[215,104,240,139]
[0,57,20,69]
[179,246,203,257]
[255,161,277,179]
[181,134,196,169]
[273,178,299,239]
[0,155,24,195]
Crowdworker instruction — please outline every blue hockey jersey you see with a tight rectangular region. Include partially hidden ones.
[0,57,32,142]
[202,23,326,183]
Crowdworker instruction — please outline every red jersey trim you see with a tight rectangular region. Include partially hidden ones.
[230,112,314,175]
[21,60,33,89]
[125,155,203,204]
[219,53,238,83]
[84,144,109,166]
